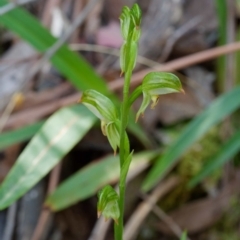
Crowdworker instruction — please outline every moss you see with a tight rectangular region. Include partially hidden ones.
[178,126,222,179]
[160,126,223,210]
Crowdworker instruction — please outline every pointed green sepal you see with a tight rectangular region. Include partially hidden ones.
[105,121,120,155]
[119,6,132,41]
[130,3,142,27]
[97,185,120,224]
[80,90,121,153]
[80,90,118,123]
[135,91,151,122]
[136,72,183,121]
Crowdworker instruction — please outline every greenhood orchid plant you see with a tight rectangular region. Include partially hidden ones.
[80,4,183,240]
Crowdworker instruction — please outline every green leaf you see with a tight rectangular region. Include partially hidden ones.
[0,105,96,210]
[188,129,240,188]
[142,86,240,191]
[0,121,44,151]
[46,151,157,211]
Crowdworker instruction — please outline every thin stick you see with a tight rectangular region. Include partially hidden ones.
[109,41,240,91]
[124,176,179,240]
[70,43,160,69]
[2,203,17,240]
[0,0,36,16]
[31,163,62,240]
[41,0,99,64]
[141,194,191,240]
[0,94,19,133]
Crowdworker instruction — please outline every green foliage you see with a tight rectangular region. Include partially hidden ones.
[179,127,222,179]
[142,86,240,192]
[189,129,240,188]
[0,105,96,210]
[46,151,157,211]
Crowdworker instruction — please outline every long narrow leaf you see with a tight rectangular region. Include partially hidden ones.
[0,0,108,94]
[0,121,44,150]
[188,129,240,188]
[46,151,157,211]
[142,86,240,191]
[0,105,96,210]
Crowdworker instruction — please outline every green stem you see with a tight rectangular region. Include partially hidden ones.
[119,70,132,166]
[114,70,132,240]
[128,85,142,108]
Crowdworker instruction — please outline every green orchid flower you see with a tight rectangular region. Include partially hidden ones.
[80,90,120,154]
[97,185,120,224]
[136,72,184,121]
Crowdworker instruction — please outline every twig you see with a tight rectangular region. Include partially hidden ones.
[70,43,159,69]
[159,15,204,62]
[41,0,61,27]
[0,55,38,65]
[41,0,99,64]
[2,203,17,240]
[4,92,79,130]
[31,163,62,240]
[124,176,179,240]
[71,0,84,42]
[0,93,23,133]
[141,193,191,240]
[109,41,240,91]
[0,0,36,16]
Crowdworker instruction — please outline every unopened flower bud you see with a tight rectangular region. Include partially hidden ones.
[97,185,120,224]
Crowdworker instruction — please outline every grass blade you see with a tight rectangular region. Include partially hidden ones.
[142,86,240,191]
[188,129,240,188]
[46,151,157,211]
[0,121,44,151]
[0,0,108,94]
[0,105,96,210]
